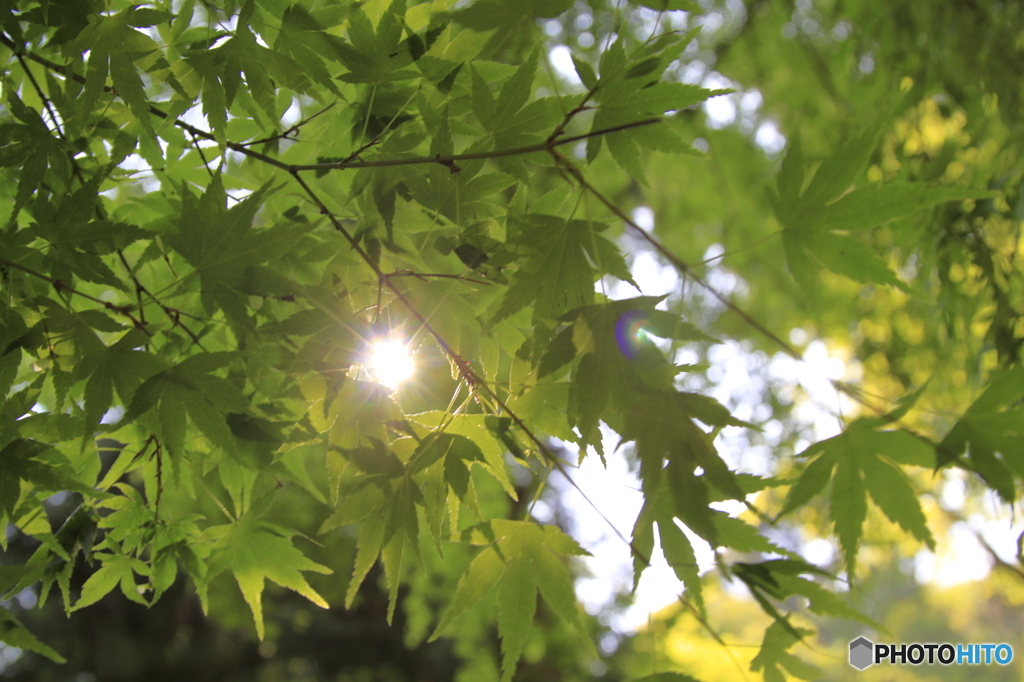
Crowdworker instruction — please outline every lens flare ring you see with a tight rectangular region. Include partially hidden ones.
[615,310,651,361]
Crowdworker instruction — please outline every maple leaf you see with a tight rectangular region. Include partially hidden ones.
[204,512,332,640]
[430,520,591,681]
[780,417,936,578]
[772,124,995,294]
[584,35,729,181]
[749,621,822,682]
[937,366,1024,500]
[631,477,706,615]
[492,215,629,323]
[0,440,101,519]
[72,550,150,610]
[0,607,66,663]
[164,175,307,330]
[119,351,247,461]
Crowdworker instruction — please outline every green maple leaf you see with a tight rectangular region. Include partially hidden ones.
[631,476,705,615]
[738,558,876,628]
[82,328,161,443]
[164,175,306,329]
[493,215,633,323]
[120,351,247,461]
[714,513,793,557]
[70,6,171,163]
[799,124,883,210]
[498,552,537,680]
[408,412,519,499]
[273,4,345,96]
[492,49,540,133]
[332,0,422,84]
[430,520,590,682]
[618,388,747,535]
[429,543,504,638]
[780,418,936,578]
[816,182,996,232]
[773,125,994,293]
[346,480,421,622]
[0,440,100,518]
[179,13,314,139]
[95,484,155,554]
[0,90,72,222]
[554,297,721,448]
[734,559,867,652]
[468,56,564,178]
[73,550,150,610]
[0,607,66,663]
[13,504,100,612]
[749,621,822,682]
[585,35,729,180]
[796,228,910,291]
[205,511,332,640]
[937,366,1024,500]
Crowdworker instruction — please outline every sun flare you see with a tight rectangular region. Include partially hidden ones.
[369,340,415,389]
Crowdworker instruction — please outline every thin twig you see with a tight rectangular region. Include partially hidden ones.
[547,84,600,144]
[239,102,337,146]
[290,118,661,172]
[552,152,803,360]
[115,250,207,350]
[383,270,492,286]
[0,255,151,335]
[187,129,215,176]
[15,54,66,139]
[151,439,163,521]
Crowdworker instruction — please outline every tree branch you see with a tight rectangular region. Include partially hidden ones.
[15,54,66,140]
[382,270,492,286]
[238,102,337,147]
[0,35,658,175]
[114,250,207,350]
[0,255,151,335]
[551,151,804,360]
[287,118,661,172]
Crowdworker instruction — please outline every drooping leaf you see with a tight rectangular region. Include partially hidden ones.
[0,607,67,663]
[749,621,822,682]
[433,520,590,680]
[206,513,332,640]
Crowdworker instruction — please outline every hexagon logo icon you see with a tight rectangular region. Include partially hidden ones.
[849,637,874,670]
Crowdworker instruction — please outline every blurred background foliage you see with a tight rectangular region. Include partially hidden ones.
[2,0,1022,680]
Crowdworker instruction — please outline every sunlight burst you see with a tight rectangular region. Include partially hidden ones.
[369,340,415,389]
